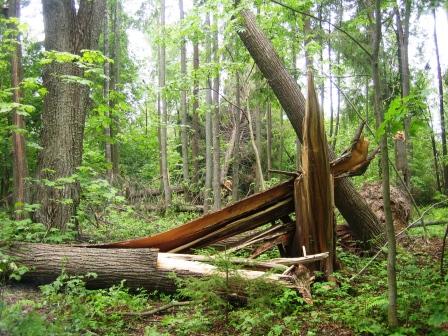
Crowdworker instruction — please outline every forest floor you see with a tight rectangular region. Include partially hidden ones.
[0,210,447,336]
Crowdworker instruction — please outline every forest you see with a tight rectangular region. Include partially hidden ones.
[0,0,448,335]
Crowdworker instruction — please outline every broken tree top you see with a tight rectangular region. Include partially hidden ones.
[92,73,378,262]
[3,72,379,298]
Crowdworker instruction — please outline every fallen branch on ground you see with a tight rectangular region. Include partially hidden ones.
[120,301,191,317]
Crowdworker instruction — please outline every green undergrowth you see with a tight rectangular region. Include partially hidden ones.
[1,244,446,336]
[1,202,447,335]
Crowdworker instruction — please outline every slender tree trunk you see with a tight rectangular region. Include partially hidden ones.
[8,0,28,218]
[371,0,398,327]
[103,7,112,174]
[291,20,301,170]
[365,78,369,122]
[394,2,411,188]
[318,5,324,108]
[212,13,221,210]
[110,0,120,180]
[279,108,284,167]
[328,20,334,138]
[221,112,238,182]
[34,0,106,230]
[192,36,200,186]
[427,107,442,192]
[237,7,383,247]
[332,3,342,151]
[247,107,265,191]
[433,8,448,193]
[232,71,241,202]
[266,102,272,179]
[179,0,189,187]
[204,12,213,213]
[159,0,171,206]
[254,106,263,191]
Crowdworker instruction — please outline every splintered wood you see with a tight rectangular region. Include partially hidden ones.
[293,72,334,275]
[5,70,379,298]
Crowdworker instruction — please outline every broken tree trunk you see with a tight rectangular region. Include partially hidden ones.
[237,8,383,247]
[293,72,335,275]
[4,243,310,292]
[94,179,295,252]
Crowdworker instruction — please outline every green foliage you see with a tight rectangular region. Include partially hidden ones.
[376,94,427,141]
[0,300,64,336]
[39,272,148,335]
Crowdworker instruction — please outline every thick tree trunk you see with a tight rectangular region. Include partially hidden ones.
[179,0,190,187]
[5,243,300,292]
[34,0,106,230]
[159,0,171,206]
[237,8,383,246]
[212,13,221,210]
[371,1,398,327]
[8,0,28,218]
[433,9,448,193]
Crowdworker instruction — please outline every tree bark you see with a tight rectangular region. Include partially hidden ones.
[212,13,221,210]
[8,0,28,219]
[110,0,120,180]
[394,2,411,188]
[266,102,273,179]
[247,106,265,191]
[433,9,448,193]
[371,0,398,327]
[332,3,343,151]
[204,12,213,213]
[427,107,442,192]
[192,29,200,185]
[232,70,241,202]
[179,0,190,187]
[254,106,263,190]
[237,8,383,246]
[4,243,302,292]
[221,113,238,182]
[328,20,334,138]
[103,6,112,172]
[291,21,301,170]
[34,0,106,230]
[159,0,171,206]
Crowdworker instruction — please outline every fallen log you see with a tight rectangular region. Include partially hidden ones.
[4,243,308,293]
[409,219,448,228]
[126,186,184,200]
[139,204,204,213]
